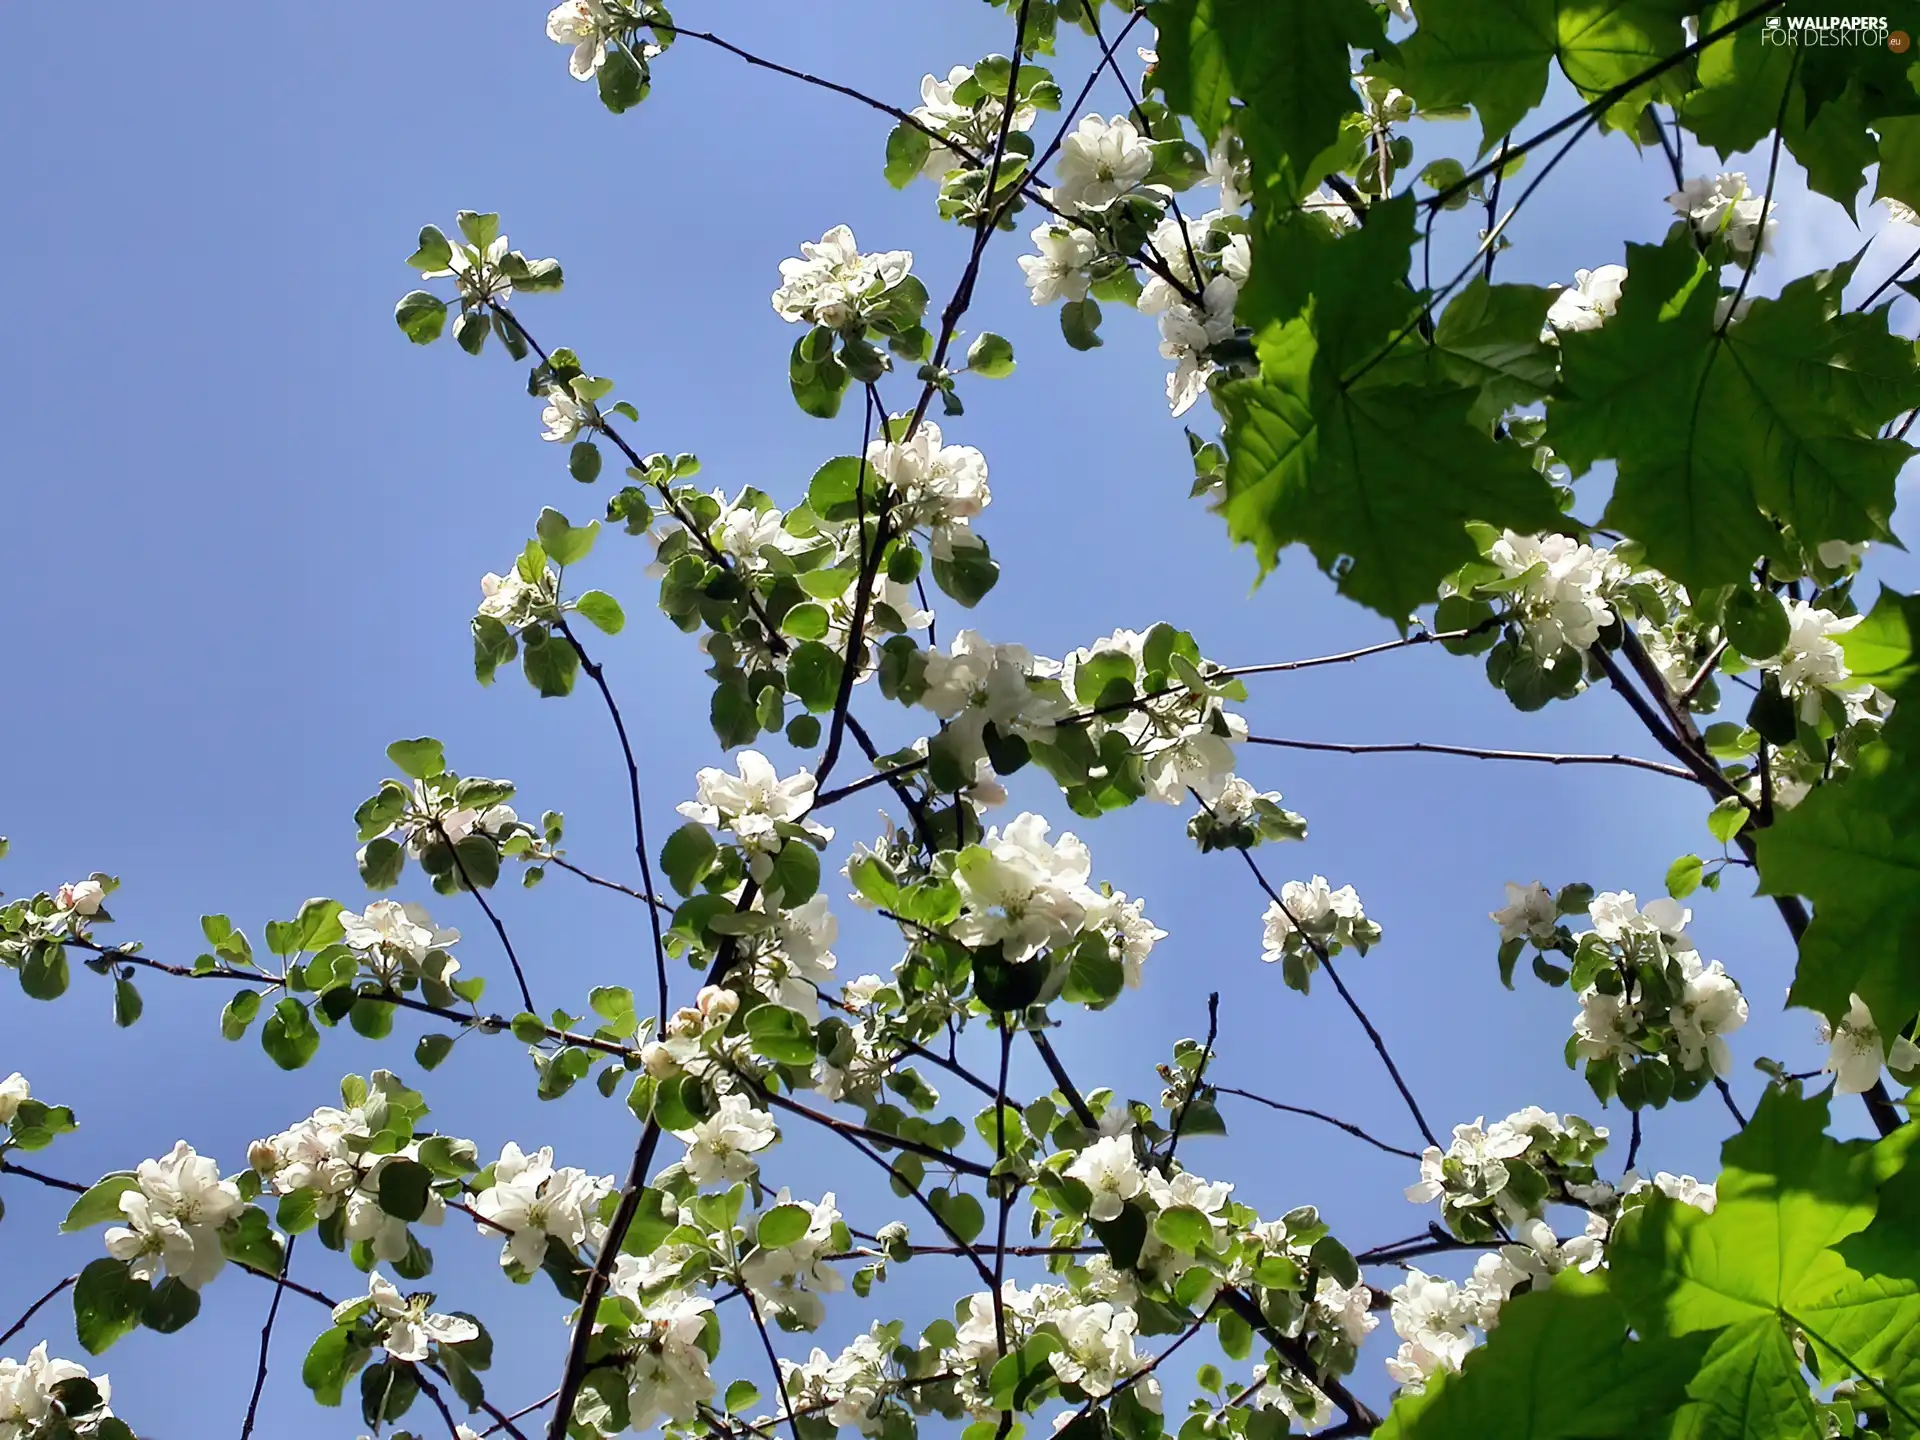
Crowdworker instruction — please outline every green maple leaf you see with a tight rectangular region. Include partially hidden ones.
[1376,1268,1709,1438]
[1611,1091,1920,1437]
[1370,276,1561,425]
[1679,0,1920,209]
[1549,235,1919,590]
[1879,115,1920,211]
[1217,197,1561,621]
[1151,0,1382,198]
[1379,0,1695,152]
[1759,588,1920,1028]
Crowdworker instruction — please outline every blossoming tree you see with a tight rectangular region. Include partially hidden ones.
[6,1,1920,1438]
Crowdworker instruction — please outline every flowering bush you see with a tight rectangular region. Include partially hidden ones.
[6,3,1920,1440]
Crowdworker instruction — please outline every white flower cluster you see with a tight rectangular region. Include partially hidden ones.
[1818,993,1920,1096]
[865,419,992,560]
[1385,1223,1604,1395]
[604,1228,719,1430]
[1020,223,1100,306]
[739,1188,846,1329]
[779,1324,900,1435]
[910,65,1039,181]
[1543,264,1627,336]
[476,560,560,630]
[332,1271,477,1363]
[917,629,1066,771]
[671,1092,779,1186]
[1061,627,1248,805]
[1405,1107,1609,1241]
[1487,530,1625,658]
[772,225,915,331]
[1768,600,1868,727]
[1260,876,1380,992]
[678,751,832,885]
[1188,775,1307,853]
[1669,172,1777,260]
[472,1141,613,1274]
[1050,114,1154,214]
[1490,880,1560,947]
[0,1345,114,1439]
[103,1142,245,1291]
[949,814,1164,984]
[1138,210,1252,416]
[940,1278,1162,1418]
[338,899,463,990]
[248,1101,448,1263]
[1569,892,1749,1084]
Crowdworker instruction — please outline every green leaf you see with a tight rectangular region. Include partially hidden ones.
[1422,277,1561,423]
[756,1203,813,1249]
[767,842,821,906]
[597,43,650,112]
[931,537,1000,608]
[386,737,445,779]
[20,944,69,1000]
[415,1033,456,1071]
[1760,591,1920,1029]
[967,332,1016,378]
[406,225,453,271]
[661,823,718,897]
[112,975,142,1028]
[1153,0,1381,197]
[536,507,600,567]
[377,1159,434,1223]
[221,988,263,1040]
[1376,1269,1709,1439]
[73,1260,147,1355]
[361,1359,421,1427]
[569,441,603,484]
[1220,197,1560,621]
[786,641,845,712]
[790,329,851,418]
[885,122,933,187]
[358,836,406,890]
[1151,1205,1212,1254]
[394,291,447,345]
[1666,854,1704,900]
[521,628,580,698]
[1707,798,1749,844]
[303,1325,368,1406]
[1551,240,1920,590]
[62,1175,140,1233]
[930,1188,986,1245]
[573,589,625,634]
[452,309,489,356]
[1380,0,1694,152]
[1060,297,1104,350]
[261,998,321,1071]
[745,1005,816,1066]
[1722,585,1790,661]
[141,1276,201,1334]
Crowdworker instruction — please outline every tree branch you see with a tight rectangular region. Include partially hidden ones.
[1243,734,1698,782]
[1214,1085,1422,1161]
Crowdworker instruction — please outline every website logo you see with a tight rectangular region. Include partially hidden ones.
[1760,14,1901,45]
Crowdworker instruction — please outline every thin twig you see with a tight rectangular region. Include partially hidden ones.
[239,1233,295,1440]
[1214,1085,1422,1160]
[436,817,536,1013]
[0,1274,76,1348]
[1243,734,1697,782]
[1163,992,1219,1173]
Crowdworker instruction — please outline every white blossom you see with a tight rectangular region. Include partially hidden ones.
[623,1293,717,1430]
[1487,531,1622,656]
[54,881,105,916]
[546,0,614,80]
[1668,952,1748,1079]
[473,1142,612,1273]
[678,751,828,865]
[539,384,595,444]
[1669,172,1776,260]
[772,225,914,330]
[1544,264,1627,335]
[675,1093,778,1184]
[1064,1135,1145,1222]
[103,1142,244,1291]
[1018,223,1101,306]
[1769,600,1864,724]
[951,813,1095,962]
[1819,993,1920,1095]
[1490,881,1558,946]
[0,1344,110,1438]
[739,1189,845,1329]
[1050,114,1154,212]
[334,1271,477,1363]
[0,1073,29,1125]
[1158,275,1240,417]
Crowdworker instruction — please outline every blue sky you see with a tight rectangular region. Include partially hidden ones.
[2,3,1916,1435]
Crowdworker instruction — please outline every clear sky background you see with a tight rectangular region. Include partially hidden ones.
[2,4,1916,1436]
